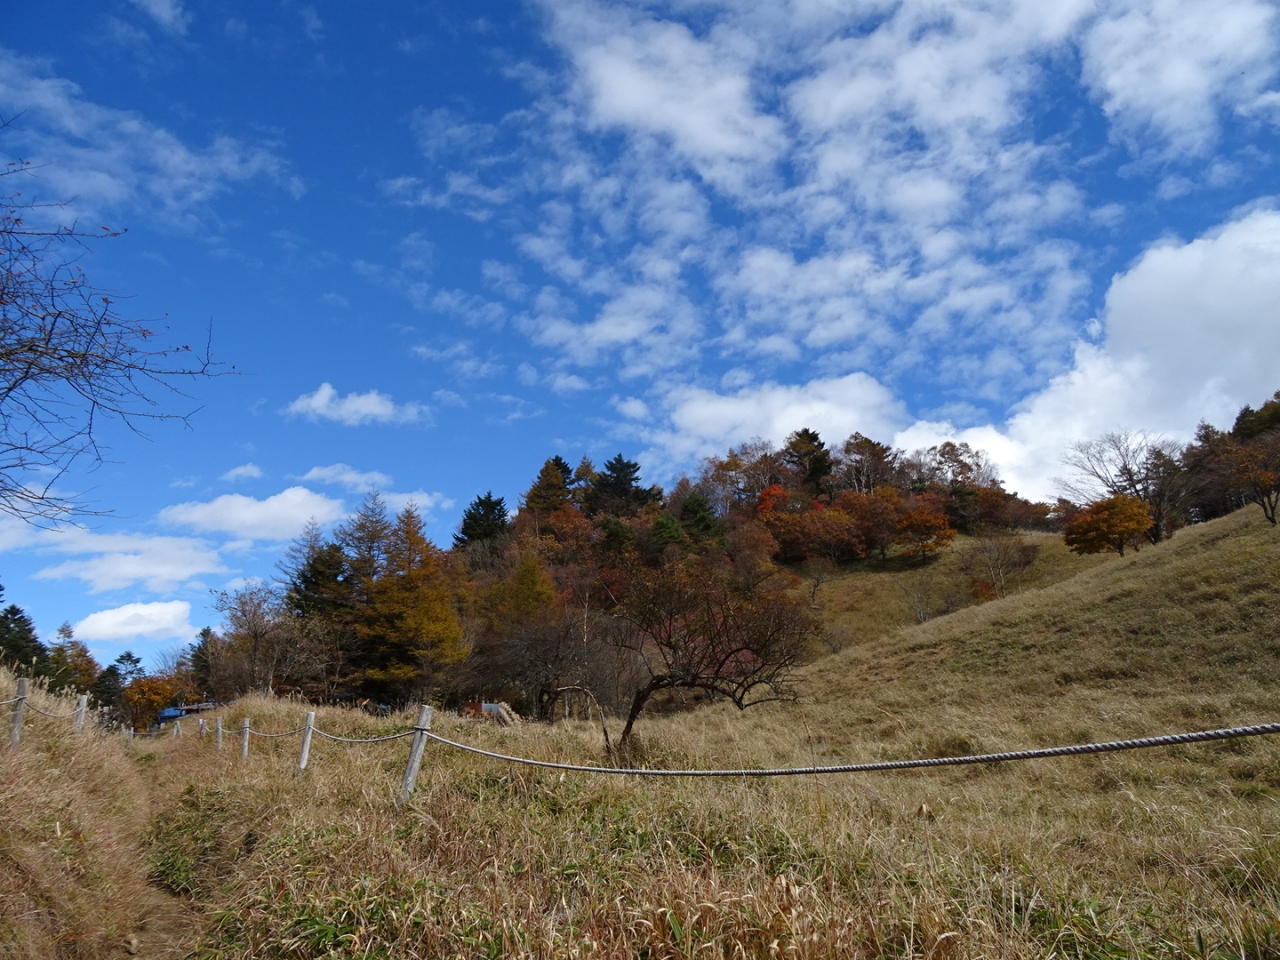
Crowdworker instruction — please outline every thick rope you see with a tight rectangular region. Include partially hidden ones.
[424,721,1280,777]
[0,696,23,706]
[23,703,81,719]
[312,727,416,744]
[247,726,307,739]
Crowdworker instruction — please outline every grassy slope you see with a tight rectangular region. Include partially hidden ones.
[137,508,1280,959]
[0,671,195,959]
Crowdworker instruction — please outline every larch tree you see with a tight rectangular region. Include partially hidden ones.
[366,505,466,700]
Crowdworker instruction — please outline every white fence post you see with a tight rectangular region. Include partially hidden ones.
[297,711,316,775]
[397,705,434,808]
[73,694,88,735]
[215,716,224,751]
[198,718,207,738]
[240,717,251,759]
[8,678,27,751]
[172,720,182,738]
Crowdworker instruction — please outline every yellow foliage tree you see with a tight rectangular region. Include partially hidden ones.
[364,506,467,699]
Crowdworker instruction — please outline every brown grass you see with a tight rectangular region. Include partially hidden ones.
[8,509,1280,958]
[0,672,192,959]
[132,509,1280,958]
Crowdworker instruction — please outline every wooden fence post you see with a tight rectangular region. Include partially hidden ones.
[240,717,251,759]
[297,711,316,775]
[397,705,434,808]
[73,695,89,735]
[215,716,224,751]
[8,678,27,751]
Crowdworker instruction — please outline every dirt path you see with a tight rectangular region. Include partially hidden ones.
[117,885,204,959]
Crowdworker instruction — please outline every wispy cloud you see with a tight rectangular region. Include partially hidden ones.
[0,49,302,227]
[129,0,190,35]
[299,464,393,494]
[220,463,263,482]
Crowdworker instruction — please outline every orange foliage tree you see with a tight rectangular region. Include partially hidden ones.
[1062,494,1152,556]
[894,495,956,561]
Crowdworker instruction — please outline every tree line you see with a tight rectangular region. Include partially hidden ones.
[3,390,1277,742]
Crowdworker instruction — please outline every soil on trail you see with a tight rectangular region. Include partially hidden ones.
[114,885,203,960]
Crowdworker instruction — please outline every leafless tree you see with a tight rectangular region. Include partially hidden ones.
[609,559,818,746]
[1056,430,1189,544]
[0,146,220,523]
[958,527,1040,598]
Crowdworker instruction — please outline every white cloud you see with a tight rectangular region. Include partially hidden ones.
[23,528,225,593]
[221,463,263,482]
[130,0,190,34]
[284,383,428,426]
[551,0,785,191]
[1080,0,1279,156]
[381,490,454,514]
[645,372,909,466]
[74,601,195,643]
[299,464,393,494]
[896,207,1280,500]
[0,50,300,227]
[159,486,346,541]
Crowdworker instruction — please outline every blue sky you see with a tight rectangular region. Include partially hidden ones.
[3,0,1280,666]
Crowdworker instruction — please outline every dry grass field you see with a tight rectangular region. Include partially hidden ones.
[4,508,1279,958]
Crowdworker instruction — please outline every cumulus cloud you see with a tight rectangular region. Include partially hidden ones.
[221,463,263,482]
[299,464,392,493]
[895,207,1280,499]
[1080,0,1279,156]
[644,372,909,467]
[159,486,346,541]
[74,601,195,643]
[284,383,428,426]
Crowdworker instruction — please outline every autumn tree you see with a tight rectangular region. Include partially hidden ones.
[1062,494,1152,556]
[1228,430,1280,525]
[831,433,900,494]
[1059,431,1188,544]
[609,556,818,746]
[894,495,957,561]
[122,675,177,731]
[46,622,100,693]
[958,527,1039,598]
[522,457,573,522]
[364,505,467,700]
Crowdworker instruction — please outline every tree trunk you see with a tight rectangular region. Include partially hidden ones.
[619,678,663,746]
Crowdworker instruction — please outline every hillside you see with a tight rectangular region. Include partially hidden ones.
[6,508,1280,958]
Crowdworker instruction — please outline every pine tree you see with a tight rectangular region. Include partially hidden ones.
[587,453,662,517]
[453,491,510,547]
[0,594,47,674]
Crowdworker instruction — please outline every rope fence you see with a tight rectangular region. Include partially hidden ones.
[7,673,1280,806]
